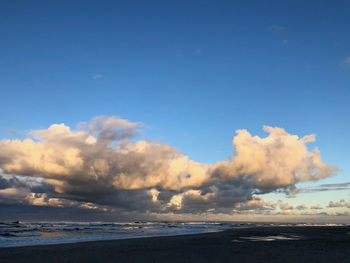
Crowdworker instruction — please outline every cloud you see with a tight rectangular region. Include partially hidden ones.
[328,200,350,208]
[280,202,293,210]
[340,57,350,68]
[214,126,337,189]
[0,116,338,215]
[310,205,323,210]
[289,182,350,196]
[194,48,204,55]
[320,182,350,188]
[269,25,285,32]
[93,74,103,80]
[296,204,307,210]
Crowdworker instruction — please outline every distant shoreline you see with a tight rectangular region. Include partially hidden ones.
[1,226,349,263]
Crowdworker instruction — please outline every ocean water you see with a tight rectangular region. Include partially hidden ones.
[0,221,238,247]
[0,221,346,247]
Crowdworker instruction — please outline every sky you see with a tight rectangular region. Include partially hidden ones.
[0,0,349,222]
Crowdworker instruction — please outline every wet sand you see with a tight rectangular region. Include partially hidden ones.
[0,226,349,263]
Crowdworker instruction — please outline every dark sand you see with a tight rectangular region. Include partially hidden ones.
[1,226,349,263]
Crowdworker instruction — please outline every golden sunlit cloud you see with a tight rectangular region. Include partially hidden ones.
[0,116,338,215]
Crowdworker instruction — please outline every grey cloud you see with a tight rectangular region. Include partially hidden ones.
[171,178,256,214]
[289,182,350,196]
[320,182,350,188]
[0,203,152,221]
[0,173,45,190]
[0,175,11,189]
[296,204,307,210]
[328,200,350,208]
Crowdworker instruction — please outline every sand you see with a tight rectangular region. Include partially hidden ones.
[0,226,349,263]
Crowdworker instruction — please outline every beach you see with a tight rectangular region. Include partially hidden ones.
[0,226,349,263]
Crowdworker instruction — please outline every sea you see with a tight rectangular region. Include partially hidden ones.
[0,221,346,247]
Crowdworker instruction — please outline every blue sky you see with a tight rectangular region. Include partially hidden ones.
[0,1,349,221]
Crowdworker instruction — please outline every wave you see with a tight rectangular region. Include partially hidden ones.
[0,232,41,237]
[0,221,348,248]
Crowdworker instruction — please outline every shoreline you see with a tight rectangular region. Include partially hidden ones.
[1,226,349,262]
[0,229,224,248]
